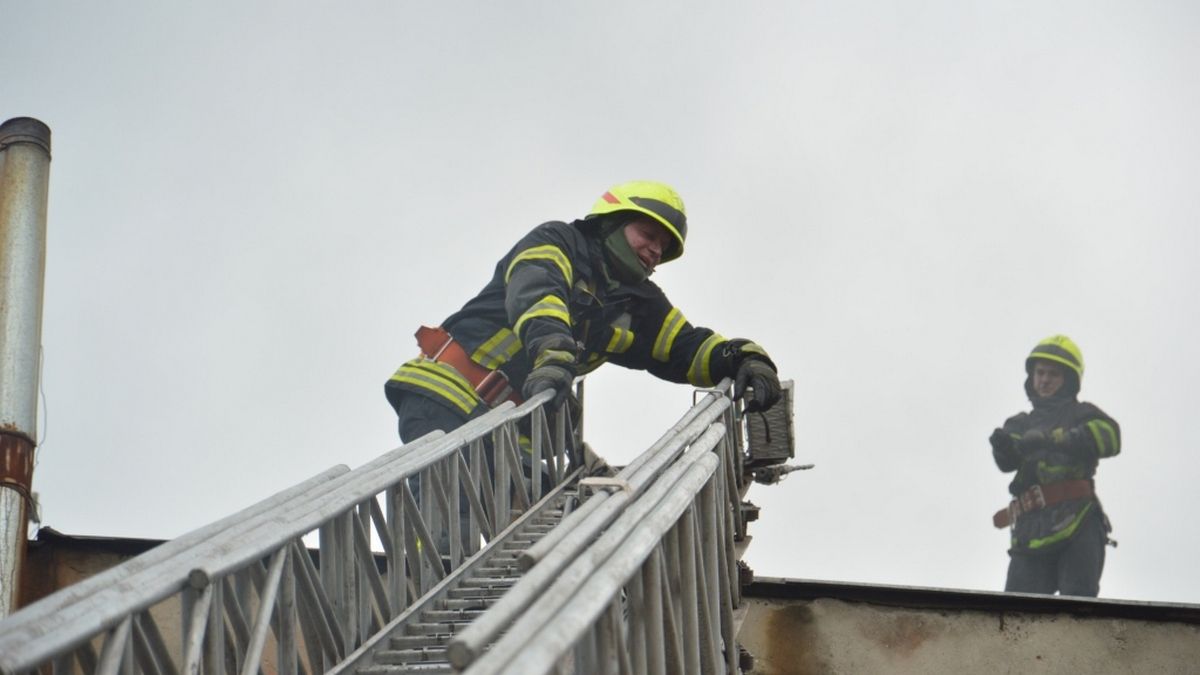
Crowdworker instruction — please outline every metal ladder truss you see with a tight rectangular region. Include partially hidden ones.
[450,383,749,675]
[328,482,576,675]
[0,390,576,675]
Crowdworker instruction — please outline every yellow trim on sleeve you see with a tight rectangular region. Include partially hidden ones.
[652,308,687,362]
[687,333,726,387]
[505,245,573,286]
[605,326,635,354]
[514,294,570,335]
[1087,419,1120,457]
[471,328,522,369]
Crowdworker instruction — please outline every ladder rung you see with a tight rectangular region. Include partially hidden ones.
[440,597,499,611]
[404,621,474,635]
[448,587,508,599]
[374,647,447,665]
[422,608,485,622]
[459,576,519,588]
[389,635,451,650]
[357,665,453,675]
[466,567,518,581]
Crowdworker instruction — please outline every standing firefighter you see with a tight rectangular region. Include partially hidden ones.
[989,335,1121,597]
[385,179,781,448]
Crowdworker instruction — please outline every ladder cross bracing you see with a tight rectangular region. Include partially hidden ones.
[0,379,796,675]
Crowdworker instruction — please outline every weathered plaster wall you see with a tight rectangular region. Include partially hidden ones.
[740,596,1200,675]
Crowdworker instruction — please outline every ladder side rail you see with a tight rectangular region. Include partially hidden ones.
[516,378,732,571]
[179,395,567,675]
[0,462,354,675]
[0,430,453,675]
[0,464,350,653]
[208,392,574,674]
[448,393,732,669]
[183,399,530,587]
[0,391,572,675]
[535,459,724,675]
[709,398,745,625]
[463,427,726,675]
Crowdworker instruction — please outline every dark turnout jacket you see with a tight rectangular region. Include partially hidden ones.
[388,220,771,417]
[993,380,1121,554]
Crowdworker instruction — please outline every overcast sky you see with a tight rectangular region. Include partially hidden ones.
[4,2,1198,605]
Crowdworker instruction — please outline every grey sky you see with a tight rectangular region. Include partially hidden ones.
[3,2,1198,603]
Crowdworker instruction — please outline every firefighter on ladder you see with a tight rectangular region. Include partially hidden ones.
[989,335,1121,597]
[384,180,782,456]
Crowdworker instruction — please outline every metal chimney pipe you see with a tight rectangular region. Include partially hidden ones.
[0,117,51,617]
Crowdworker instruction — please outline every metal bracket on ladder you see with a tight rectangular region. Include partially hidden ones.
[577,476,633,496]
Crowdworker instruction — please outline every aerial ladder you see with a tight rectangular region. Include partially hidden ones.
[0,115,804,675]
[0,378,800,675]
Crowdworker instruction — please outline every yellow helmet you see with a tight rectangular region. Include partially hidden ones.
[1025,334,1084,380]
[587,181,688,262]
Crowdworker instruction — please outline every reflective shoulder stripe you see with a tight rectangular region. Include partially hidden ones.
[651,307,687,362]
[505,244,573,286]
[514,294,570,335]
[389,359,480,415]
[1027,502,1093,550]
[605,326,635,354]
[687,333,726,387]
[1086,419,1120,457]
[471,328,522,370]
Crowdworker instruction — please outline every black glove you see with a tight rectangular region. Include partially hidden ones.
[989,428,1014,455]
[990,427,1020,470]
[734,358,781,412]
[522,364,573,409]
[1015,429,1048,454]
[523,343,576,410]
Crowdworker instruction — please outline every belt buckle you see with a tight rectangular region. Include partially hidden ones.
[1020,484,1046,513]
[1031,484,1046,509]
[476,369,513,407]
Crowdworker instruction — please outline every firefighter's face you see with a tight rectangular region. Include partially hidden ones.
[624,218,672,273]
[1031,360,1066,398]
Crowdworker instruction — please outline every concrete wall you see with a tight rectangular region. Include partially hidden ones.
[739,580,1200,675]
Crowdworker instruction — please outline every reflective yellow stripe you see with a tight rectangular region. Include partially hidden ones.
[471,328,522,369]
[687,333,726,387]
[514,294,570,335]
[534,349,574,368]
[652,308,686,362]
[605,327,634,354]
[392,359,477,400]
[505,245,573,286]
[389,360,480,414]
[739,342,768,357]
[1028,502,1093,550]
[1086,419,1120,457]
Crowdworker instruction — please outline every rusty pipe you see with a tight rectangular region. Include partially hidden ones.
[0,117,51,617]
